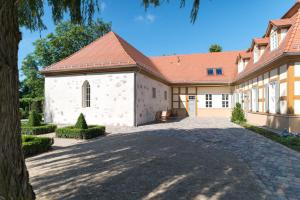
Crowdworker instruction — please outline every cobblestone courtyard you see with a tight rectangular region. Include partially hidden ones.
[26,118,300,200]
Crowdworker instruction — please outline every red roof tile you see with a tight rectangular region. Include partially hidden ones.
[150,51,242,84]
[42,31,165,79]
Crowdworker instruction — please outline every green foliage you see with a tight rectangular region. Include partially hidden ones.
[28,111,41,126]
[231,103,246,123]
[240,123,300,152]
[75,113,88,129]
[21,124,57,135]
[20,54,44,98]
[22,135,53,158]
[209,44,222,52]
[18,0,102,31]
[33,20,111,67]
[19,108,28,119]
[56,125,106,139]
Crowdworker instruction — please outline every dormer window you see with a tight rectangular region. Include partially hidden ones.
[207,68,214,75]
[253,45,260,63]
[270,27,279,51]
[216,68,223,75]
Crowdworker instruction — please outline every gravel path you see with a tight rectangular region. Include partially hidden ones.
[26,117,300,200]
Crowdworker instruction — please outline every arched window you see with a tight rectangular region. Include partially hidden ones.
[82,81,90,107]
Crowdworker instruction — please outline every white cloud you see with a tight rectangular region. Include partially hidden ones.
[134,13,156,23]
[146,14,155,23]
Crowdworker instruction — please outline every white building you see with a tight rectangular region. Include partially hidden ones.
[42,2,300,131]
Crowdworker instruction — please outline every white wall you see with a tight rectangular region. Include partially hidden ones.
[44,72,135,126]
[197,86,232,108]
[135,73,171,125]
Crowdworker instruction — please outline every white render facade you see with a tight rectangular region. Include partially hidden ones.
[44,72,171,126]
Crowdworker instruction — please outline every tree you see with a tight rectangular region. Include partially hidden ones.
[34,20,111,67]
[20,54,44,98]
[209,44,223,52]
[0,1,101,199]
[0,1,200,199]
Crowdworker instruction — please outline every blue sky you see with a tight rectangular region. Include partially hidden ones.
[19,0,295,71]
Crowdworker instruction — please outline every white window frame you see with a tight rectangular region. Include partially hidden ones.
[222,94,229,108]
[253,45,260,63]
[270,27,279,51]
[251,87,259,112]
[264,84,269,113]
[268,81,280,114]
[205,94,212,108]
[82,81,91,108]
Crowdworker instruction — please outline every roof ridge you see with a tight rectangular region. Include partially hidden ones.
[110,32,137,64]
[44,31,113,70]
[149,50,244,59]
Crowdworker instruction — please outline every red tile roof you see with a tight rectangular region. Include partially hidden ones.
[42,31,165,80]
[150,51,242,84]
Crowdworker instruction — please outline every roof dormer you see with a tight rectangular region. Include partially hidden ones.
[250,38,268,63]
[265,19,292,50]
[236,51,251,73]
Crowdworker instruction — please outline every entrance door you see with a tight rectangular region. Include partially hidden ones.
[188,96,196,117]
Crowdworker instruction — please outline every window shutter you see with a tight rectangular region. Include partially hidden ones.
[275,81,280,113]
[256,88,259,112]
[265,84,269,112]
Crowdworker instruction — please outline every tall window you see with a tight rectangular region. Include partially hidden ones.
[253,45,260,63]
[269,81,280,114]
[251,87,258,112]
[152,88,156,98]
[270,27,279,51]
[222,94,229,108]
[82,81,90,107]
[164,91,167,100]
[205,94,212,108]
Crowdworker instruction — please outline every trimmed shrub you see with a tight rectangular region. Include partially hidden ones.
[22,135,53,158]
[231,103,246,123]
[21,124,57,135]
[28,110,41,126]
[75,113,88,129]
[56,125,105,139]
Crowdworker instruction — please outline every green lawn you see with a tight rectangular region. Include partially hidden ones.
[238,122,300,152]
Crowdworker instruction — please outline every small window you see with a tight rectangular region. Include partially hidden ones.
[207,68,214,75]
[270,27,279,51]
[82,81,91,107]
[253,45,260,63]
[216,68,223,75]
[164,91,167,100]
[222,94,229,108]
[205,94,212,108]
[152,88,156,98]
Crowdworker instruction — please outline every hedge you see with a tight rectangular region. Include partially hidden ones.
[56,125,105,139]
[21,124,57,135]
[22,135,54,158]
